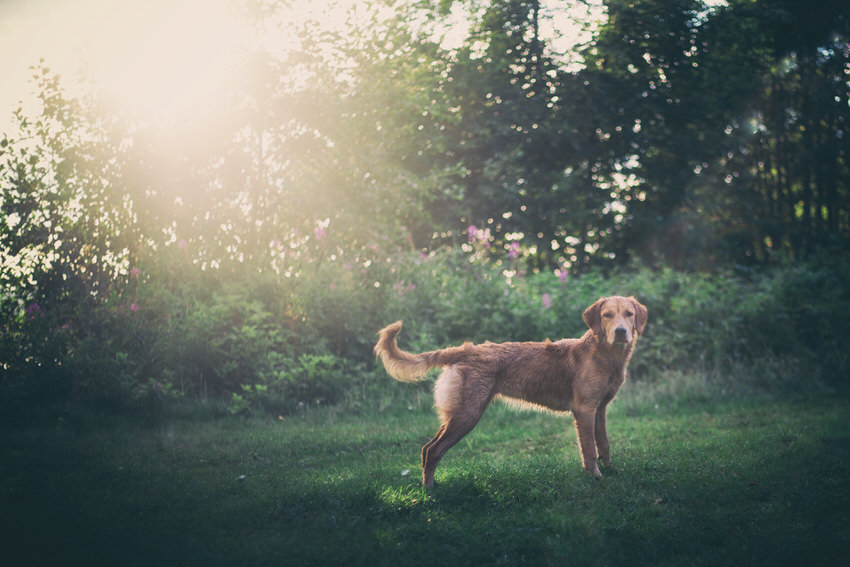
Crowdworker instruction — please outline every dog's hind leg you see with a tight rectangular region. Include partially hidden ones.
[421,424,446,472]
[421,412,484,488]
[421,367,493,487]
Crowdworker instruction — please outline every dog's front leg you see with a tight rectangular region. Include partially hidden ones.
[594,404,612,468]
[573,408,602,477]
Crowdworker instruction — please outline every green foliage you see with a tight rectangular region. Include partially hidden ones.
[3,239,849,412]
[3,2,850,414]
[584,0,850,267]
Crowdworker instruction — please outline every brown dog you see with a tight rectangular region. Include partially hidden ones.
[374,296,647,487]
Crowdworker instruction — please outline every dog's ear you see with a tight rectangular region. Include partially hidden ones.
[583,298,606,336]
[630,297,648,335]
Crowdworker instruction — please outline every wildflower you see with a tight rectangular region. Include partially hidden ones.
[557,269,569,283]
[130,303,140,312]
[393,281,416,297]
[508,241,520,259]
[467,224,478,243]
[314,226,327,242]
[129,267,141,277]
[26,303,43,319]
[177,238,188,250]
[541,293,552,309]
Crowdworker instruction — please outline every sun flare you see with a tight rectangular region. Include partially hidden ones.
[88,0,243,122]
[1,0,605,129]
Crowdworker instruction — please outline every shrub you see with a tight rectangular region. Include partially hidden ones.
[3,248,848,416]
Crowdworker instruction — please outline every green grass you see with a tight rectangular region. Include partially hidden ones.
[2,392,849,566]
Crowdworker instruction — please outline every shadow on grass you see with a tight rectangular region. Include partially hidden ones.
[2,399,848,566]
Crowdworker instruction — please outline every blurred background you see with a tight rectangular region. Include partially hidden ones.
[1,0,848,415]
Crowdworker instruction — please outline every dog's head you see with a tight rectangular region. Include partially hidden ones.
[583,296,648,345]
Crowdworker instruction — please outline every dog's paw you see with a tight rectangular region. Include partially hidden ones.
[586,464,603,478]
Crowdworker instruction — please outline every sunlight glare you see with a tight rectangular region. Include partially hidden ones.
[90,0,243,123]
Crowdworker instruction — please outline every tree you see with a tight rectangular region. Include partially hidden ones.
[580,0,850,268]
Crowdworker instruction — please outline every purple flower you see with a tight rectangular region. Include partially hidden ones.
[393,281,417,297]
[314,226,327,242]
[467,224,478,243]
[541,293,552,309]
[557,269,569,283]
[177,239,188,250]
[129,267,141,277]
[508,242,520,259]
[130,303,140,312]
[26,303,42,318]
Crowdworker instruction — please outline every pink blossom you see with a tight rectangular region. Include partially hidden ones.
[393,281,416,297]
[541,293,552,309]
[129,267,141,277]
[177,239,188,250]
[130,303,140,312]
[557,269,569,283]
[508,242,520,259]
[314,227,327,241]
[467,224,478,243]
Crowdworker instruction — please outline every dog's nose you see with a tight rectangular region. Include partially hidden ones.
[614,327,628,340]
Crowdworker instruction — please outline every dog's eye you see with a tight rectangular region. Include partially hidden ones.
[603,312,614,318]
[625,311,634,317]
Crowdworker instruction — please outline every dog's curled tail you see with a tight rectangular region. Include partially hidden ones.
[374,321,439,383]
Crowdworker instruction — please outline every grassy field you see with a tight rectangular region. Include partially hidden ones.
[2,391,849,566]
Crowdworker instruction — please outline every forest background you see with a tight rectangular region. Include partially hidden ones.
[2,0,849,416]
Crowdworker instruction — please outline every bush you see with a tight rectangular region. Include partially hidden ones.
[3,248,848,416]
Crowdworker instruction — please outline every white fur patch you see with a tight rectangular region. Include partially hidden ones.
[496,394,571,415]
[434,366,463,417]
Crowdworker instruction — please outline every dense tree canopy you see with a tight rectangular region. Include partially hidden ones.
[4,0,848,281]
[583,0,850,268]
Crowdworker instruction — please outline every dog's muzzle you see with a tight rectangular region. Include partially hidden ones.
[613,327,629,343]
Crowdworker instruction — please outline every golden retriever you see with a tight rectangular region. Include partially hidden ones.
[374,296,647,487]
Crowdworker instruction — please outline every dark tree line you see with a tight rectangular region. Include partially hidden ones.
[582,0,850,268]
[414,0,850,270]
